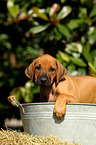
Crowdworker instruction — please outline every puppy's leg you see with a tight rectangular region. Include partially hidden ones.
[54,94,76,119]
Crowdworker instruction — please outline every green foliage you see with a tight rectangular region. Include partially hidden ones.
[57,42,96,76]
[7,0,19,17]
[10,81,39,104]
[30,24,50,34]
[1,0,96,106]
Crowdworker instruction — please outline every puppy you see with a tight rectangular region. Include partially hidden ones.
[25,54,96,119]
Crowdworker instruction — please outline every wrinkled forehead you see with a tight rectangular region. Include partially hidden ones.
[35,56,57,68]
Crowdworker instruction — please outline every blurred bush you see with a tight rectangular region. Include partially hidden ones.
[9,81,39,104]
[0,0,96,106]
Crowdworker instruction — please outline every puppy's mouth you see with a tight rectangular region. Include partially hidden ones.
[36,75,51,87]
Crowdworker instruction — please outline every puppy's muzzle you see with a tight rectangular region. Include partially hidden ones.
[40,76,47,83]
[37,75,51,86]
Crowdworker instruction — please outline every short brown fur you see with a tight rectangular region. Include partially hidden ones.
[25,54,96,119]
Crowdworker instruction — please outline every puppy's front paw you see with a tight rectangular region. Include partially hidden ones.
[54,103,66,119]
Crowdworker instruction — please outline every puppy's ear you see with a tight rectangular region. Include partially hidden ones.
[56,60,67,84]
[25,61,35,81]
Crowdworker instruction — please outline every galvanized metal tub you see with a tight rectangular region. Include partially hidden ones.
[11,98,96,145]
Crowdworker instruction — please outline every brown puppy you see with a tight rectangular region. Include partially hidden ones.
[25,54,96,119]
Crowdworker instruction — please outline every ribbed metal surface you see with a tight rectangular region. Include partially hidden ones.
[19,103,96,145]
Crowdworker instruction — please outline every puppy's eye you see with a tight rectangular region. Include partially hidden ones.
[35,65,41,71]
[49,67,55,72]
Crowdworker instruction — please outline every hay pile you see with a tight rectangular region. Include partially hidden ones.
[0,129,81,145]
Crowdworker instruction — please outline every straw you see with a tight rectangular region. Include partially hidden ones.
[0,129,81,145]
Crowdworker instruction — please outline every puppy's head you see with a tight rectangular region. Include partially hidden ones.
[25,54,67,86]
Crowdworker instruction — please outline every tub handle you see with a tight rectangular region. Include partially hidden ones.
[8,95,25,113]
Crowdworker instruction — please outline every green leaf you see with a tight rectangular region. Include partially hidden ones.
[7,0,19,17]
[77,68,86,75]
[88,27,96,45]
[27,46,40,56]
[82,47,93,63]
[89,6,96,17]
[57,6,72,20]
[25,81,34,88]
[57,24,71,38]
[67,65,86,76]
[53,27,62,40]
[88,62,96,73]
[78,7,87,18]
[0,34,9,41]
[91,50,96,68]
[30,24,50,34]
[60,0,66,3]
[24,91,34,102]
[67,64,76,75]
[65,43,82,54]
[20,87,26,98]
[94,57,96,68]
[32,7,48,21]
[91,49,96,60]
[70,56,86,67]
[58,51,70,62]
[68,19,85,29]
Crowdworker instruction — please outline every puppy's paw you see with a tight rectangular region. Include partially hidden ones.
[54,104,66,119]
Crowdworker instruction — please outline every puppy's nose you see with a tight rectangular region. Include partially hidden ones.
[40,77,47,83]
